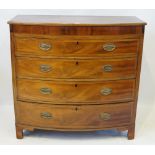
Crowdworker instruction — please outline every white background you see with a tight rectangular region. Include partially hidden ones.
[0,9,155,144]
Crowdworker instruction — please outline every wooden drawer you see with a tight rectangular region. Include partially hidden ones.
[14,37,138,58]
[17,79,135,104]
[16,57,137,80]
[12,25,143,35]
[16,101,132,129]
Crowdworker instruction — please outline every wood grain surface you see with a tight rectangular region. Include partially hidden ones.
[16,57,137,80]
[17,79,135,104]
[16,101,132,129]
[8,15,146,139]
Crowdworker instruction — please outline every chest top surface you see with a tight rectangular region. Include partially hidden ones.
[8,15,146,26]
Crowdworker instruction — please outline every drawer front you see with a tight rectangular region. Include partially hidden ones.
[16,101,132,129]
[12,25,143,35]
[16,57,137,80]
[15,37,138,57]
[17,79,135,104]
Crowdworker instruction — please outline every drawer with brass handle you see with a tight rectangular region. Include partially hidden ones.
[16,101,131,129]
[40,64,52,72]
[17,79,135,104]
[103,65,113,72]
[39,43,52,51]
[14,37,138,58]
[40,112,53,119]
[103,43,116,52]
[40,88,52,95]
[16,57,137,80]
[100,112,111,121]
[100,88,112,96]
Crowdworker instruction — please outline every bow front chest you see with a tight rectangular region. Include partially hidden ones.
[8,15,146,139]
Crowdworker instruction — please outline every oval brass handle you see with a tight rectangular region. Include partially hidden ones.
[103,43,116,52]
[40,64,52,72]
[100,88,112,96]
[40,88,52,95]
[100,113,111,121]
[103,65,112,72]
[40,112,53,119]
[39,43,52,51]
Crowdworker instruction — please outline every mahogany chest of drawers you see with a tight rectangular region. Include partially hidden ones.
[8,15,146,139]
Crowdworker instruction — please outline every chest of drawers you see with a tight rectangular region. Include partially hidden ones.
[8,15,146,139]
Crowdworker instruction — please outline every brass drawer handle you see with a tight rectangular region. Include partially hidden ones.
[40,64,52,72]
[100,112,111,121]
[103,43,116,52]
[103,65,112,72]
[100,88,112,96]
[40,88,52,95]
[39,43,52,51]
[40,112,53,119]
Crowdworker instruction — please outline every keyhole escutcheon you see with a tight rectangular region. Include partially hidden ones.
[75,61,79,65]
[75,107,79,111]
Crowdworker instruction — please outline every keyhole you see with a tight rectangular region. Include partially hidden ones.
[76,41,80,49]
[76,61,79,65]
[75,84,77,87]
[75,107,78,111]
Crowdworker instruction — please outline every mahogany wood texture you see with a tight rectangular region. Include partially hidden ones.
[17,79,135,104]
[11,25,143,35]
[16,101,132,129]
[14,37,138,58]
[16,57,137,80]
[8,15,146,139]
